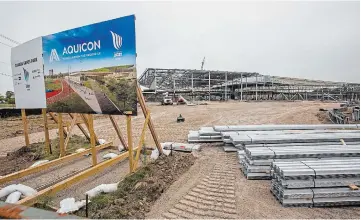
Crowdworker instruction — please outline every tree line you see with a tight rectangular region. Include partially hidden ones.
[0,91,15,104]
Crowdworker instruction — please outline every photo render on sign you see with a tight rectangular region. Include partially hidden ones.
[42,15,137,115]
[11,37,47,109]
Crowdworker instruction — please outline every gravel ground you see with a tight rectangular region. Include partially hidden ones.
[0,101,340,156]
[147,144,359,219]
[1,100,357,218]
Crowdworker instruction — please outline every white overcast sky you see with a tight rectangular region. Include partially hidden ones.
[0,1,359,95]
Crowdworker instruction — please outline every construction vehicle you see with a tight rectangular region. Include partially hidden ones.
[161,96,173,105]
[176,96,186,105]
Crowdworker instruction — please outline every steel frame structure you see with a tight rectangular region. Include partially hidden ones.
[138,68,360,102]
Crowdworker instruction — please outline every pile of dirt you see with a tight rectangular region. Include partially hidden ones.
[0,135,90,176]
[76,152,196,219]
[0,146,40,175]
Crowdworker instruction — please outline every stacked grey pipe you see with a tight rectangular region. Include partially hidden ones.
[271,159,360,207]
[239,144,360,180]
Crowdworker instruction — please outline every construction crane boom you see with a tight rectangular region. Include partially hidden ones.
[201,57,205,70]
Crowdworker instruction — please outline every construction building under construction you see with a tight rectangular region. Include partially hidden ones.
[138,68,360,102]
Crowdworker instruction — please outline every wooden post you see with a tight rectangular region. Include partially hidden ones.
[126,115,133,173]
[80,114,100,145]
[109,115,128,149]
[88,114,97,166]
[136,84,163,154]
[21,109,30,147]
[42,109,51,154]
[49,112,68,138]
[133,112,150,171]
[58,113,65,157]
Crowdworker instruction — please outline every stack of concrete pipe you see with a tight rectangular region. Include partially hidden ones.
[271,159,360,207]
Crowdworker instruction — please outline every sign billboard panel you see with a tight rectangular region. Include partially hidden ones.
[42,15,137,115]
[11,37,47,109]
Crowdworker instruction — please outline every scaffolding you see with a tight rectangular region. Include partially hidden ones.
[138,68,360,102]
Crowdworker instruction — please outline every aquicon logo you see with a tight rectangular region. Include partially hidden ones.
[110,31,122,50]
[23,68,29,82]
[49,49,60,62]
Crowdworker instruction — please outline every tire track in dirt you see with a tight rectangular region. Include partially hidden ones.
[161,147,239,219]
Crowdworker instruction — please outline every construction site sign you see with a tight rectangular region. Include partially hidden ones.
[42,15,137,115]
[11,37,47,109]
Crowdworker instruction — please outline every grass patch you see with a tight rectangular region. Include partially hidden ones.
[19,134,90,161]
[42,135,91,160]
[87,65,134,73]
[33,196,56,211]
[45,78,62,91]
[91,78,137,111]
[75,153,195,219]
[47,93,96,114]
[0,103,15,108]
[83,80,92,90]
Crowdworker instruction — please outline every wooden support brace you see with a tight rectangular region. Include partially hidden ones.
[68,113,91,142]
[88,114,97,166]
[21,109,30,147]
[133,111,151,171]
[64,114,78,151]
[16,148,134,206]
[109,115,128,149]
[136,84,163,154]
[58,113,65,157]
[48,112,68,138]
[80,114,100,145]
[0,142,112,185]
[126,115,134,173]
[42,109,51,154]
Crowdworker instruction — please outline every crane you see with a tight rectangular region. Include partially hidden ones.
[201,57,205,70]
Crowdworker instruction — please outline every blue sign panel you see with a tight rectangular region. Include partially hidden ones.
[43,15,137,115]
